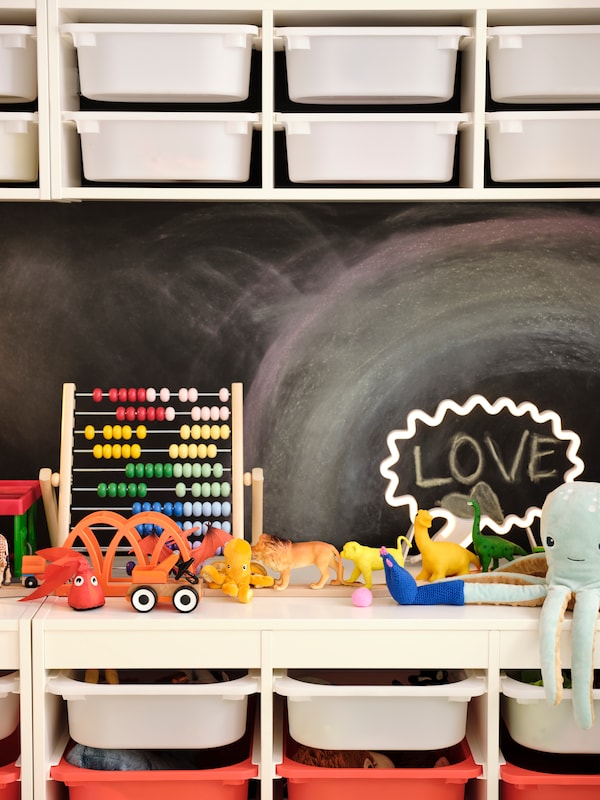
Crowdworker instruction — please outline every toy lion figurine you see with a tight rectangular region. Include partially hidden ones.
[251,533,344,590]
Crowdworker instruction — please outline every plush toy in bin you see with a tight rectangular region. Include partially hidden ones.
[382,481,600,730]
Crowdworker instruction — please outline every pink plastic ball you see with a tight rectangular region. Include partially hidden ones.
[352,587,373,608]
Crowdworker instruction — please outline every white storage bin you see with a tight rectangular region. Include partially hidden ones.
[0,672,19,741]
[0,26,37,103]
[47,669,259,749]
[277,112,469,183]
[486,111,600,183]
[0,113,38,182]
[487,26,600,104]
[275,27,471,104]
[64,111,259,183]
[501,672,600,753]
[274,668,485,750]
[60,23,259,102]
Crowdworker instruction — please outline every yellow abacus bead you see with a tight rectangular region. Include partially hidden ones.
[122,425,133,440]
[122,444,131,459]
[220,424,230,440]
[198,444,208,459]
[131,444,141,459]
[201,424,211,440]
[112,444,122,459]
[191,425,201,440]
[210,424,221,440]
[84,425,96,441]
[188,443,198,459]
[169,444,179,459]
[180,424,191,440]
[113,425,122,440]
[136,425,147,440]
[93,444,103,459]
[178,444,189,459]
[103,424,113,440]
[207,444,217,459]
[103,443,112,459]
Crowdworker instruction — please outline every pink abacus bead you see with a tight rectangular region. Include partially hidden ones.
[109,388,119,402]
[178,388,189,402]
[219,387,230,402]
[188,388,198,403]
[210,406,220,421]
[201,406,211,421]
[165,406,175,422]
[128,388,137,402]
[115,406,126,421]
[92,388,103,403]
[119,388,128,403]
[160,387,170,403]
[137,388,146,403]
[146,387,156,403]
[191,406,201,421]
[220,406,230,421]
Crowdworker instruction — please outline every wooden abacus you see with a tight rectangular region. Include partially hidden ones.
[41,382,249,550]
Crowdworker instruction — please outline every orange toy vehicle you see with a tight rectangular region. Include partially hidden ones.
[20,554,47,588]
[127,550,200,613]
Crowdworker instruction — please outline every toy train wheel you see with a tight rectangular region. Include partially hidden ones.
[130,586,158,613]
[23,576,38,589]
[172,586,199,613]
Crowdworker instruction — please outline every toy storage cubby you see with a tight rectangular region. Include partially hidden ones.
[0,598,39,800]
[28,594,600,800]
[1,0,600,200]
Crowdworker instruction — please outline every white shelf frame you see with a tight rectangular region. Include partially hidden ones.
[2,0,600,200]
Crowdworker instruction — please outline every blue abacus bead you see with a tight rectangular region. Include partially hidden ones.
[142,501,152,513]
[174,501,184,517]
[163,502,173,517]
[152,502,162,513]
[192,501,202,517]
[132,502,142,515]
[222,501,232,517]
[144,523,154,535]
[212,501,222,517]
[202,501,212,517]
[222,521,232,533]
[183,501,193,517]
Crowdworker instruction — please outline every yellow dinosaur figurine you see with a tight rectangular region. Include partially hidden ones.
[200,538,274,603]
[413,508,480,582]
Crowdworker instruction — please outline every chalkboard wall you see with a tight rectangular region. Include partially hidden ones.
[1,201,600,549]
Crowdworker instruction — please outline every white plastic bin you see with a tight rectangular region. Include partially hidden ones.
[501,672,600,753]
[60,23,259,102]
[274,668,485,750]
[0,672,19,741]
[47,669,259,749]
[275,27,471,104]
[64,111,259,183]
[0,113,38,182]
[486,111,600,183]
[0,26,37,103]
[277,112,469,183]
[487,26,600,103]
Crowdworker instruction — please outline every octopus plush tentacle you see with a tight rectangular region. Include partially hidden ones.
[539,584,572,710]
[570,588,600,729]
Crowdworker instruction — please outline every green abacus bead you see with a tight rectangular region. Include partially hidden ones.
[213,462,224,479]
[135,463,145,479]
[221,482,231,498]
[175,482,186,498]
[125,464,135,479]
[154,463,164,478]
[201,482,211,498]
[164,463,173,479]
[191,483,201,498]
[192,463,202,478]
[201,463,212,478]
[117,483,127,498]
[183,463,192,479]
[137,483,148,498]
[173,463,183,479]
[107,483,117,498]
[128,483,137,497]
[145,463,154,478]
[97,483,108,498]
[211,483,221,497]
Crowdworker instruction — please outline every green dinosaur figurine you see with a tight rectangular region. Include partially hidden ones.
[468,498,527,572]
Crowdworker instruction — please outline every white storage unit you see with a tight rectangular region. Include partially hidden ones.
[0,25,37,103]
[2,1,600,200]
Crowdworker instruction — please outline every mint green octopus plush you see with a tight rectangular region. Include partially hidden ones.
[382,481,600,729]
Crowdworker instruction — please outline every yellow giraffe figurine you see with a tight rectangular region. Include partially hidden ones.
[413,509,480,582]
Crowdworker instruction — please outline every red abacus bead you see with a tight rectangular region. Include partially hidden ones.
[137,406,147,421]
[119,388,128,402]
[109,388,119,403]
[126,406,136,421]
[92,388,103,403]
[156,407,166,422]
[128,388,137,402]
[115,406,126,421]
[137,388,146,403]
[146,407,156,422]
